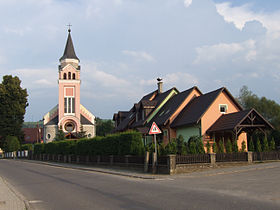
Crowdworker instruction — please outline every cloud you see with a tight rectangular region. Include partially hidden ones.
[184,0,192,8]
[193,39,256,64]
[122,50,155,62]
[215,2,280,33]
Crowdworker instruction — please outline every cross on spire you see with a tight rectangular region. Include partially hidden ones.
[67,23,72,33]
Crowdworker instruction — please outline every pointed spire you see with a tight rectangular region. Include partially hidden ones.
[59,28,79,62]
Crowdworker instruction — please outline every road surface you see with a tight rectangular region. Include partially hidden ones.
[0,159,280,210]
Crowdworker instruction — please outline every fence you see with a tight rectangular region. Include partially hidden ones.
[253,151,280,161]
[216,152,248,162]
[176,154,210,164]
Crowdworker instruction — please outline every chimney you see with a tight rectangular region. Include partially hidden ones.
[157,78,163,94]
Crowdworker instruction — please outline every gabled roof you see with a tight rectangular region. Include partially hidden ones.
[59,29,79,62]
[114,87,177,131]
[148,87,199,127]
[207,108,274,132]
[45,114,94,126]
[171,87,242,128]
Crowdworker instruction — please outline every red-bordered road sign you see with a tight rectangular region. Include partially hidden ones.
[149,122,162,135]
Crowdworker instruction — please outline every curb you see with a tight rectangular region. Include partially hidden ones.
[17,159,158,180]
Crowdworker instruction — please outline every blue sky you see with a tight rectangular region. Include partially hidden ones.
[0,0,280,121]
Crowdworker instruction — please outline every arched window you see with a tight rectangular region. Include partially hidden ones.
[72,73,76,80]
[68,72,71,80]
[63,73,67,79]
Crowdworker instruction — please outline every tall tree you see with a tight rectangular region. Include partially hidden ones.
[0,75,28,147]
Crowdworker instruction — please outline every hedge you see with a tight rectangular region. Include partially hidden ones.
[34,131,144,156]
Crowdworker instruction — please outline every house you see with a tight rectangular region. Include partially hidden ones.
[113,79,273,151]
[22,127,43,144]
[43,28,96,142]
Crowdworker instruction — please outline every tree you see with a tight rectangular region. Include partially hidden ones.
[232,140,238,153]
[212,142,218,153]
[0,75,28,147]
[256,138,262,152]
[241,141,246,152]
[218,141,224,154]
[5,136,20,152]
[225,139,232,153]
[96,117,114,136]
[248,139,255,151]
[206,140,211,154]
[189,141,197,154]
[176,135,184,154]
[54,126,66,141]
[196,138,205,154]
[270,137,276,151]
[262,136,269,152]
[77,126,87,139]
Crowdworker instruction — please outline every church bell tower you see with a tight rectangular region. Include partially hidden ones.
[58,28,81,133]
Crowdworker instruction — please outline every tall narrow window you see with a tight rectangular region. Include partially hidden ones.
[72,73,76,80]
[68,72,71,80]
[63,73,67,79]
[64,97,75,114]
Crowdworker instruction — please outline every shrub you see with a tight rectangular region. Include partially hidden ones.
[218,141,224,154]
[232,141,238,153]
[196,138,205,154]
[212,142,217,153]
[225,139,232,153]
[189,141,197,154]
[5,136,20,152]
[270,137,276,151]
[206,140,211,154]
[21,144,33,151]
[262,136,269,152]
[248,139,255,151]
[256,138,262,152]
[34,143,45,155]
[176,135,184,155]
[241,141,246,152]
[181,143,188,155]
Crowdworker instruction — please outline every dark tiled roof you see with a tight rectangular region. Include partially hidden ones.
[208,109,274,132]
[149,87,197,127]
[171,88,224,128]
[59,30,79,62]
[46,116,58,125]
[81,114,93,125]
[141,100,157,107]
[207,110,250,132]
[115,109,135,131]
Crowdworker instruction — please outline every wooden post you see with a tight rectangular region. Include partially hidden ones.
[167,155,176,175]
[144,151,149,173]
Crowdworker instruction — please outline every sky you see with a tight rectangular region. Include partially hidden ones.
[0,0,280,121]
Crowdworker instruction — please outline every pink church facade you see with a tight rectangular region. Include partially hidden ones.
[43,29,95,142]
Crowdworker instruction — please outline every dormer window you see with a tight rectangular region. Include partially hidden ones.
[219,104,228,114]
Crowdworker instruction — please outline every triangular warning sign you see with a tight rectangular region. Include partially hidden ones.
[149,122,162,135]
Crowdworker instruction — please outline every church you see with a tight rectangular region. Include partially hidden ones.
[43,29,96,143]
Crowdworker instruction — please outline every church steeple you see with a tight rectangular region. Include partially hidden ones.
[59,28,79,62]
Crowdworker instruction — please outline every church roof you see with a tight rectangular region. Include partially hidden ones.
[59,29,79,62]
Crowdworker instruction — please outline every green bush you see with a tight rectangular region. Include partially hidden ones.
[196,139,205,154]
[256,138,262,152]
[218,141,224,154]
[212,142,217,153]
[232,141,238,153]
[189,141,197,154]
[33,131,144,156]
[248,139,255,151]
[225,139,232,153]
[270,137,276,151]
[241,141,246,152]
[262,136,269,152]
[176,135,184,154]
[5,136,20,152]
[206,140,211,154]
[21,144,33,151]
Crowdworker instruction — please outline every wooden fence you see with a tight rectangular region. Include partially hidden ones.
[216,152,248,162]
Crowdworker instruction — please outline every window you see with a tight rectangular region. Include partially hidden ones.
[64,97,75,114]
[63,73,67,79]
[68,72,71,80]
[47,134,51,139]
[64,122,75,132]
[219,104,228,113]
[72,73,76,80]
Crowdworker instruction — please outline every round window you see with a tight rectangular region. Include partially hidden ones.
[47,134,51,139]
[64,122,75,132]
[88,133,92,138]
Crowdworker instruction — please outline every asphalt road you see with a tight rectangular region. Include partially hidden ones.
[0,160,280,210]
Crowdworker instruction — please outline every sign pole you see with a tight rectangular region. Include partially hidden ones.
[149,122,161,174]
[154,134,157,164]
